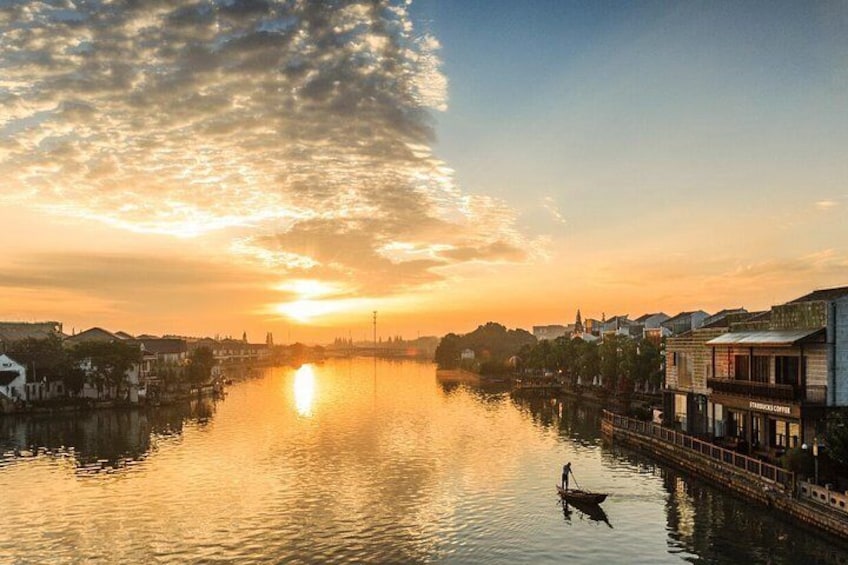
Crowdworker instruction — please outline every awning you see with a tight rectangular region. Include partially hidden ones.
[706,328,825,347]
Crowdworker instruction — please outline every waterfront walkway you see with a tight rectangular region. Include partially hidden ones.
[602,410,848,540]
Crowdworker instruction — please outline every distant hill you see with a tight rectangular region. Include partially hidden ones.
[435,322,536,369]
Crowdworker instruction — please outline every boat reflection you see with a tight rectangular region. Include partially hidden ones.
[560,498,612,528]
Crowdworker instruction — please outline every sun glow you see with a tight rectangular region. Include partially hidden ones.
[293,364,315,417]
[277,299,341,323]
[274,279,355,322]
[276,279,343,299]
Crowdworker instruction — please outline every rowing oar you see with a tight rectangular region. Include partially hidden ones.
[569,470,582,490]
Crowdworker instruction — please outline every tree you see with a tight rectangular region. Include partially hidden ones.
[63,367,87,397]
[575,339,599,385]
[6,335,72,383]
[825,409,848,466]
[632,340,663,392]
[186,346,216,387]
[71,341,142,400]
[435,333,461,369]
[599,335,624,391]
[435,323,536,372]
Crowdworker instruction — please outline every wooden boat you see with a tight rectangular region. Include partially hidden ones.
[556,485,608,505]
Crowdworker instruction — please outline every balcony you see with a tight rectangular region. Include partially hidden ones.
[708,378,797,402]
[707,379,827,405]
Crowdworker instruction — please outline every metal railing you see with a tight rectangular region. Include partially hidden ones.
[603,410,794,489]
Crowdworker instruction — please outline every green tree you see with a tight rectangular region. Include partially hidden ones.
[435,333,462,369]
[554,336,576,378]
[825,409,848,466]
[64,366,87,397]
[186,346,216,387]
[461,322,536,363]
[575,339,599,385]
[7,335,72,384]
[632,340,663,392]
[71,341,142,400]
[599,335,625,391]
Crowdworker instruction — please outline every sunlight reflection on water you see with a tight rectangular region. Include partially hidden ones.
[293,364,316,417]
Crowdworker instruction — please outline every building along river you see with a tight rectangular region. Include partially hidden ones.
[1,358,848,563]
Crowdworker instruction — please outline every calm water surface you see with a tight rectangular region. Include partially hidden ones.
[2,358,848,564]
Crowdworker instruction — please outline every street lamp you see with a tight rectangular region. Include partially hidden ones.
[813,437,819,486]
[803,438,820,485]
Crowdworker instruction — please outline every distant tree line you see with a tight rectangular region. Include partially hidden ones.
[517,334,664,393]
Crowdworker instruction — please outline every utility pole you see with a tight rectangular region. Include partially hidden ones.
[373,311,377,355]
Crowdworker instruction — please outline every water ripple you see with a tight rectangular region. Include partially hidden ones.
[2,360,848,563]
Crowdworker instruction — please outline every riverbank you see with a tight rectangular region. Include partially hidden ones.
[436,368,482,385]
[509,377,661,418]
[0,384,224,416]
[0,357,319,416]
[602,410,848,540]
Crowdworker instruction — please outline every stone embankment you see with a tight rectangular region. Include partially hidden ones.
[602,410,848,540]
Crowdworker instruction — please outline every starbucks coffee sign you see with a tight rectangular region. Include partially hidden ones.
[749,400,791,415]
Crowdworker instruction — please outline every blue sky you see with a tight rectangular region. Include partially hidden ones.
[413,0,848,235]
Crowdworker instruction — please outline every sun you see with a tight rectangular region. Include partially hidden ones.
[273,279,346,322]
[276,299,338,323]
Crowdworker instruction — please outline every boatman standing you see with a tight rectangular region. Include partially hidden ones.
[562,462,572,490]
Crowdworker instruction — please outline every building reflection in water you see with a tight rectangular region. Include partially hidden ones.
[0,397,217,473]
[508,392,603,445]
[484,390,848,561]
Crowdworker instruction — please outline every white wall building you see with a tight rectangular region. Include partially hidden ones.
[0,354,27,401]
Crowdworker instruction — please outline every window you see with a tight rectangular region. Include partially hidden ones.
[776,356,800,387]
[734,355,749,380]
[788,422,800,448]
[677,352,692,388]
[728,410,746,438]
[771,419,787,448]
[752,356,770,383]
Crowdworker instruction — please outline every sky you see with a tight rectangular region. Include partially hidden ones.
[1,0,847,344]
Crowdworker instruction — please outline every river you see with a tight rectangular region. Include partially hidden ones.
[1,358,847,563]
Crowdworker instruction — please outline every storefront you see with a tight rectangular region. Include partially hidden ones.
[710,394,801,453]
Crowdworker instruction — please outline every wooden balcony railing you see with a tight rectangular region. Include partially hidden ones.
[708,378,797,401]
[707,379,827,405]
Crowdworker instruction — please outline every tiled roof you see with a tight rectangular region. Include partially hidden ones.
[64,327,122,343]
[662,311,693,324]
[788,286,848,304]
[140,338,187,355]
[0,322,63,343]
[634,313,667,323]
[701,308,748,328]
[706,328,825,346]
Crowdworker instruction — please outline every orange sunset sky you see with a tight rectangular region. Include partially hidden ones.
[1,1,847,343]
